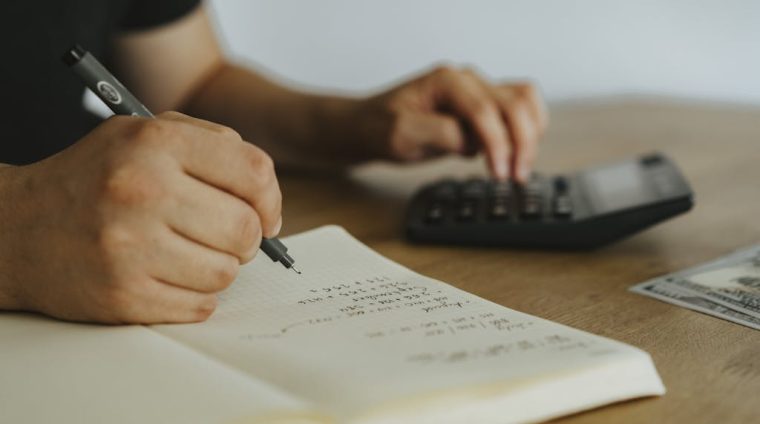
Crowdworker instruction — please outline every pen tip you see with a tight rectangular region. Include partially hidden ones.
[291,266,302,275]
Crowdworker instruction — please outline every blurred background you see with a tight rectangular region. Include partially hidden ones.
[208,0,760,105]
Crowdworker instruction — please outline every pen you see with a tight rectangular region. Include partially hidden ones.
[62,44,301,275]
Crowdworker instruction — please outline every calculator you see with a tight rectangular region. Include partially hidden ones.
[405,152,694,249]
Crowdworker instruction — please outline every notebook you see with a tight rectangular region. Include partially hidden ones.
[0,225,664,424]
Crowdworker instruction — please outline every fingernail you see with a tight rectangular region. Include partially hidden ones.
[272,216,283,237]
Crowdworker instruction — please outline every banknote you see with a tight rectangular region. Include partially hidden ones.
[631,244,760,330]
[632,279,760,330]
[667,265,760,319]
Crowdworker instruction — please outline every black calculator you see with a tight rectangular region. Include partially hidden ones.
[405,153,694,249]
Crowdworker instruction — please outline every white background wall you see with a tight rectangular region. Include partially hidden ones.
[208,0,760,104]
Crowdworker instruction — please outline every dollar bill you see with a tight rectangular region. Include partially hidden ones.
[632,280,760,331]
[631,244,760,330]
[667,266,760,319]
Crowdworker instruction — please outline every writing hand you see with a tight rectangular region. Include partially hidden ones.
[0,112,281,324]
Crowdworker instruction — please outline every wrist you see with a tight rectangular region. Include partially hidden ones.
[304,94,382,161]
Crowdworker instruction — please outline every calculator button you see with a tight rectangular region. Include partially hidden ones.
[489,180,512,197]
[462,179,487,198]
[457,201,477,221]
[521,198,542,218]
[524,179,543,195]
[553,196,573,218]
[431,181,458,201]
[553,176,569,193]
[489,200,510,219]
[425,203,445,224]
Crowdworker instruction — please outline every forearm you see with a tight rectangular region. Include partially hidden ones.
[181,62,373,171]
[0,163,26,310]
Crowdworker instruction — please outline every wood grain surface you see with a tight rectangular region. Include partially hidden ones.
[276,98,760,423]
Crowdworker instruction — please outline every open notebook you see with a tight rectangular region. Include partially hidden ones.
[0,226,664,424]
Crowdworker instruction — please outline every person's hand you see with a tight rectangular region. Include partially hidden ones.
[355,66,548,182]
[0,112,281,324]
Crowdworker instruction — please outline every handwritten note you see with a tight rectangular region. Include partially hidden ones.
[234,275,481,340]
[153,226,638,419]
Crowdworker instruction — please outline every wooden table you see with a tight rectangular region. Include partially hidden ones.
[277,98,760,423]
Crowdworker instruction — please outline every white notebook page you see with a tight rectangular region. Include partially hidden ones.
[0,314,318,424]
[153,226,662,421]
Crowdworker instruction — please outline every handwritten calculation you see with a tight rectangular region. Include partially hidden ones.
[240,275,476,340]
[406,334,596,365]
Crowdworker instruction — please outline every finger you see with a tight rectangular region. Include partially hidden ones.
[164,172,262,261]
[147,226,243,293]
[493,91,539,182]
[430,68,511,179]
[511,82,549,134]
[393,113,466,160]
[156,112,283,238]
[463,75,540,182]
[120,278,220,324]
[462,74,537,182]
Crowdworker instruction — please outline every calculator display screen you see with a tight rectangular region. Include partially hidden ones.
[582,162,656,213]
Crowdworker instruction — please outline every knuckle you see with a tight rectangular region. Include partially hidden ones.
[106,114,134,128]
[257,149,276,172]
[432,64,457,78]
[215,124,242,140]
[158,110,185,120]
[132,119,177,147]
[97,225,134,256]
[193,296,218,322]
[462,66,480,79]
[247,149,276,185]
[515,81,538,97]
[210,257,239,291]
[132,119,181,150]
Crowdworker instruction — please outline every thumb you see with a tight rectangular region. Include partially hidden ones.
[393,113,466,160]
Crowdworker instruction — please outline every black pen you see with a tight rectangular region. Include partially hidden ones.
[62,45,300,275]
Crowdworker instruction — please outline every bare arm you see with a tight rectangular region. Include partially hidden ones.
[0,164,23,310]
[112,6,358,171]
[112,5,547,179]
[0,2,548,322]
